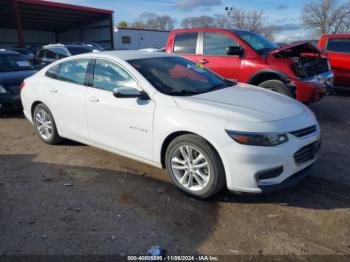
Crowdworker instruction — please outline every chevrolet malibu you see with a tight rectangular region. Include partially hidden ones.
[21,51,321,198]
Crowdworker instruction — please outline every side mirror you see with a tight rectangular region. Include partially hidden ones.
[226,46,244,56]
[113,87,149,100]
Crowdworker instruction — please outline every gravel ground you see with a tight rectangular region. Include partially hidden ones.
[0,90,350,256]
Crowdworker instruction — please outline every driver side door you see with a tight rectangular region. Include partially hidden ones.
[198,32,242,81]
[85,58,155,161]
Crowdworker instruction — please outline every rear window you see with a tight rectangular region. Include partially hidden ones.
[67,46,93,55]
[0,54,34,72]
[173,32,198,54]
[326,38,350,54]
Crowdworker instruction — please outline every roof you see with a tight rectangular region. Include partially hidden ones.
[321,34,350,39]
[116,27,170,33]
[0,0,113,32]
[81,50,172,61]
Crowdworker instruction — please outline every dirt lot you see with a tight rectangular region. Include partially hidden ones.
[0,90,350,256]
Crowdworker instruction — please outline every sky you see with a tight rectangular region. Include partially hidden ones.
[47,0,323,42]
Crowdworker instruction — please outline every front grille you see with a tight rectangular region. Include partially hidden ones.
[290,125,317,138]
[294,141,320,165]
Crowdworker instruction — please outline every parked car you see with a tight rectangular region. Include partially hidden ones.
[0,51,36,114]
[34,44,98,69]
[166,28,333,103]
[9,48,35,62]
[72,41,104,51]
[21,51,320,198]
[318,34,350,88]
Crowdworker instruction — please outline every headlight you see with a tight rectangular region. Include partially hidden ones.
[226,130,289,146]
[0,85,9,94]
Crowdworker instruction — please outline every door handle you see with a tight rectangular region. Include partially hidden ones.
[199,59,209,64]
[48,88,57,93]
[88,97,99,102]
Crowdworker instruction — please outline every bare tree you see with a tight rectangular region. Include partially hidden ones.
[180,16,215,28]
[130,14,176,31]
[302,0,350,35]
[246,10,265,32]
[213,14,227,28]
[230,8,247,29]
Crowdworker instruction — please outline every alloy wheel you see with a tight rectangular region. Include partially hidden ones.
[35,109,53,140]
[171,145,210,191]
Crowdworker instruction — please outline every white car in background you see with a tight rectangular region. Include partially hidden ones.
[21,51,321,198]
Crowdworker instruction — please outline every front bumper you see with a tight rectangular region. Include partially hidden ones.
[0,94,22,113]
[220,125,321,194]
[294,71,334,103]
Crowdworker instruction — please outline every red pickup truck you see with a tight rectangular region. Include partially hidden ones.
[318,34,350,88]
[166,28,334,103]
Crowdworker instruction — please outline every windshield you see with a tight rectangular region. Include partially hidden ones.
[67,46,93,55]
[128,56,235,96]
[0,54,34,72]
[235,30,278,54]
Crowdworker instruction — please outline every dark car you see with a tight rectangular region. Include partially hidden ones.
[9,48,35,62]
[34,44,98,69]
[0,51,36,114]
[72,41,104,51]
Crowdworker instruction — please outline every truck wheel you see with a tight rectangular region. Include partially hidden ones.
[33,103,63,145]
[258,80,293,97]
[165,134,226,199]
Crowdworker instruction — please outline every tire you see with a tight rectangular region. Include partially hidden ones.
[258,79,293,97]
[165,134,226,199]
[33,103,62,145]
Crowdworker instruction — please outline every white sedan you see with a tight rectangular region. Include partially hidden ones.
[21,51,321,198]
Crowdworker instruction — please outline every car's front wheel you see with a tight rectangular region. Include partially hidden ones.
[165,134,226,198]
[33,103,62,145]
[258,79,294,97]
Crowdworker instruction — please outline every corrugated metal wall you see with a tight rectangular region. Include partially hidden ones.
[57,18,112,49]
[114,28,169,50]
[0,17,113,49]
[0,28,55,48]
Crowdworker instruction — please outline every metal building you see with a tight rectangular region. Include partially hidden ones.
[114,27,169,50]
[0,0,114,49]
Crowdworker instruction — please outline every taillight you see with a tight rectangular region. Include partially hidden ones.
[20,82,25,92]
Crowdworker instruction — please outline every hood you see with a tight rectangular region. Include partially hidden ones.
[174,84,305,123]
[269,42,321,57]
[0,70,36,86]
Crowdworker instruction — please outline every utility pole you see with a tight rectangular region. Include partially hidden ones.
[225,7,233,29]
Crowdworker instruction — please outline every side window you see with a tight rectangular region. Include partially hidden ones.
[37,49,46,59]
[46,49,57,59]
[93,59,139,92]
[174,32,198,54]
[204,33,239,56]
[326,38,350,54]
[58,59,90,85]
[51,47,69,58]
[45,64,60,79]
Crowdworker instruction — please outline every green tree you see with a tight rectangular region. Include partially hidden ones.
[117,21,128,28]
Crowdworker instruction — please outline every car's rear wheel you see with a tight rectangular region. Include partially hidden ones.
[165,134,225,198]
[258,79,293,97]
[33,103,62,145]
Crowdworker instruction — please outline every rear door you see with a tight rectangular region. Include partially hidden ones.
[326,37,350,87]
[172,32,200,64]
[44,58,90,140]
[198,32,241,81]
